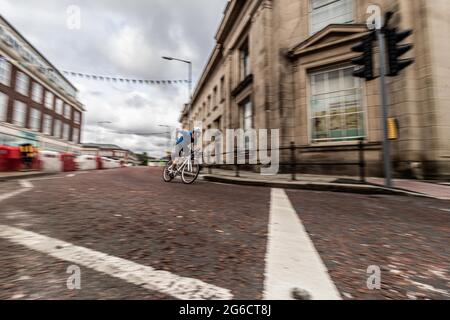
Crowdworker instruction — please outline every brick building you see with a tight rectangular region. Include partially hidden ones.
[180,0,450,179]
[0,15,84,153]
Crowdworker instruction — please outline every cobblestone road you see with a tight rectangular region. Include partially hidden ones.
[0,167,448,300]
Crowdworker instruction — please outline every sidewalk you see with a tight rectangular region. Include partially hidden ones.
[367,177,450,200]
[201,169,450,200]
[0,171,54,181]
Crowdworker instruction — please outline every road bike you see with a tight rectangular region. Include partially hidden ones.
[162,152,201,184]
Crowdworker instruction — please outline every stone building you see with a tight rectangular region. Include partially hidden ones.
[180,0,450,179]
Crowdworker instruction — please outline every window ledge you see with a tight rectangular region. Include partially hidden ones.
[231,74,253,97]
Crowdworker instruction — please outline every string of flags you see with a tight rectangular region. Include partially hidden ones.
[0,56,189,86]
[61,71,189,86]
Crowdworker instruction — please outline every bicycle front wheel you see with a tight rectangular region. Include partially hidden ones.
[181,162,200,184]
[163,161,175,182]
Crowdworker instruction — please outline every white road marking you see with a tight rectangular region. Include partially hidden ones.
[0,224,233,300]
[264,188,341,300]
[19,180,34,189]
[0,180,33,202]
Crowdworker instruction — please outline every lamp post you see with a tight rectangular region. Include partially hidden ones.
[162,56,192,128]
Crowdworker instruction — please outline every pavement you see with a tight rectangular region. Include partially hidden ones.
[201,168,450,200]
[0,167,449,300]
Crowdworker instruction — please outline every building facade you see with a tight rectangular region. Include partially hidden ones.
[0,15,84,154]
[81,143,139,165]
[181,0,450,179]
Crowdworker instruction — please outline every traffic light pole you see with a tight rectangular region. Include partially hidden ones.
[376,28,393,188]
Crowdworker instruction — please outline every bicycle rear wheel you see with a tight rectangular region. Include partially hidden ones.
[181,162,200,184]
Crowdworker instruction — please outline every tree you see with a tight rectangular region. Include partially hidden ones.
[137,152,149,166]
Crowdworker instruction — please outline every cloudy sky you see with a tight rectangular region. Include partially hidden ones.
[0,0,227,157]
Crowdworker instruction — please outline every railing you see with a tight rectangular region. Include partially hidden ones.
[200,139,382,183]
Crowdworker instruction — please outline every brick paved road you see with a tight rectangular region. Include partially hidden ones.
[0,167,448,300]
[0,168,270,300]
[286,190,450,300]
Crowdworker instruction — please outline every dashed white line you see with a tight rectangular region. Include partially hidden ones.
[0,224,233,300]
[264,188,341,300]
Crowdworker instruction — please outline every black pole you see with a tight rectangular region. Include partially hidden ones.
[290,142,296,181]
[359,138,366,183]
[235,148,240,177]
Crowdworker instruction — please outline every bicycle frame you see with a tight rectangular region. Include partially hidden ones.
[168,156,192,176]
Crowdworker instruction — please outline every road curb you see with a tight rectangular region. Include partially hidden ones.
[0,172,57,182]
[201,174,432,198]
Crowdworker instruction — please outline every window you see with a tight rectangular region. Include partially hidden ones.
[239,41,250,81]
[213,86,218,108]
[43,114,52,135]
[32,83,43,103]
[310,65,365,143]
[72,128,80,143]
[45,91,54,109]
[13,100,27,127]
[0,58,12,86]
[207,95,211,114]
[310,0,353,34]
[220,76,225,102]
[74,111,81,124]
[63,123,70,140]
[15,71,29,96]
[55,98,63,114]
[214,116,222,131]
[30,108,41,131]
[0,92,7,122]
[54,119,62,138]
[64,104,72,119]
[239,98,253,131]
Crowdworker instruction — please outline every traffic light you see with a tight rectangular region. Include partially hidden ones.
[385,28,414,76]
[351,32,375,80]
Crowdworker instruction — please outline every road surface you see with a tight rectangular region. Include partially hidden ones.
[0,167,449,300]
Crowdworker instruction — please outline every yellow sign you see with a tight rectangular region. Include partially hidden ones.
[387,118,399,140]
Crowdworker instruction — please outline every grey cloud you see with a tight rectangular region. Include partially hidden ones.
[0,0,227,157]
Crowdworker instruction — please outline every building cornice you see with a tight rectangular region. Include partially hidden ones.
[190,0,266,109]
[288,24,369,59]
[0,15,79,95]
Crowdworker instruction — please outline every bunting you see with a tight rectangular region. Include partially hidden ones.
[0,56,189,87]
[61,71,188,86]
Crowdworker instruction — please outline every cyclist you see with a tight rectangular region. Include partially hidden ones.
[172,127,201,168]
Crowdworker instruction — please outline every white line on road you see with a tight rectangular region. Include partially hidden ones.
[264,188,341,300]
[19,180,34,189]
[0,180,33,202]
[0,224,233,300]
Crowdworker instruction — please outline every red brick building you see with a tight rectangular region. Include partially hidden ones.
[0,15,84,153]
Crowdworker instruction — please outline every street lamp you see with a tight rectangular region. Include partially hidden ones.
[162,56,192,128]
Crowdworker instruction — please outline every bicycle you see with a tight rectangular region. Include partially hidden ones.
[162,152,201,184]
